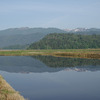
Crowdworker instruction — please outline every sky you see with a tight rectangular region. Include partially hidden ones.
[0,0,100,30]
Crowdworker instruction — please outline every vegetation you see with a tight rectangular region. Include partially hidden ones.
[0,49,100,59]
[0,75,25,100]
[1,27,100,49]
[28,33,100,49]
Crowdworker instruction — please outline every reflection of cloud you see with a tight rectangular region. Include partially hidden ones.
[64,68,87,72]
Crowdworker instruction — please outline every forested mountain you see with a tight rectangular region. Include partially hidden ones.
[0,27,100,49]
[28,33,100,49]
[0,27,66,48]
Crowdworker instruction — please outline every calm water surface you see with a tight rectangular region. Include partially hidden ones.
[0,56,100,100]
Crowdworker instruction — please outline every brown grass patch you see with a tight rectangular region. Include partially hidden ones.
[52,52,100,59]
[0,75,25,100]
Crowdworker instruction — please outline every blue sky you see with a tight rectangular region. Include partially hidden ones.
[0,0,100,30]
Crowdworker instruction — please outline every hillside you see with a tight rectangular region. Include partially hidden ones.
[28,33,100,49]
[0,27,66,48]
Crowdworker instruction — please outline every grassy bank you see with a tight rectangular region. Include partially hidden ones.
[0,75,25,100]
[0,49,100,59]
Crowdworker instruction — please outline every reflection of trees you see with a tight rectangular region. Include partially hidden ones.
[33,56,100,68]
[0,56,100,73]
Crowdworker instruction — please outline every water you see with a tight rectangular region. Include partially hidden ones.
[0,56,100,100]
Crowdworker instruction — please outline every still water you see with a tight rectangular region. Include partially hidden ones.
[0,56,100,100]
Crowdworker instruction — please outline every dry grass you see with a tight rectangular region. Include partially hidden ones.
[52,52,100,59]
[0,49,100,59]
[0,75,25,100]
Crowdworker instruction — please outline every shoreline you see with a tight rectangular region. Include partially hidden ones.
[0,75,25,100]
[0,49,100,59]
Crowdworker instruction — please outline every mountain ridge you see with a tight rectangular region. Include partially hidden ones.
[0,27,100,49]
[0,27,66,48]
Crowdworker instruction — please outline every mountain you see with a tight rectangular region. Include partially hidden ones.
[0,27,100,49]
[0,27,66,48]
[64,28,100,35]
[28,33,100,49]
[0,27,66,36]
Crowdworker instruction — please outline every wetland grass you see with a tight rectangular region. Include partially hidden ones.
[0,49,100,59]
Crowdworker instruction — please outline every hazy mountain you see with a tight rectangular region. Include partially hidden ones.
[0,27,66,48]
[0,27,66,36]
[64,28,100,35]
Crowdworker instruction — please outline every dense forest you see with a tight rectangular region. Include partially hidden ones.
[28,33,100,49]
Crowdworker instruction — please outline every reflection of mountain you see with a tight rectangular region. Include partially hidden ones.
[33,56,100,72]
[0,56,100,73]
[0,56,64,73]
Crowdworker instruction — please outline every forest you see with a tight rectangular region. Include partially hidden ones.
[28,33,100,49]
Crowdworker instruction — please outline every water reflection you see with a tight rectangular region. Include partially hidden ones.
[33,56,100,72]
[0,56,100,100]
[0,56,100,73]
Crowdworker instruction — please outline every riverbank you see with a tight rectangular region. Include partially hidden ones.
[0,49,100,59]
[0,75,25,100]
